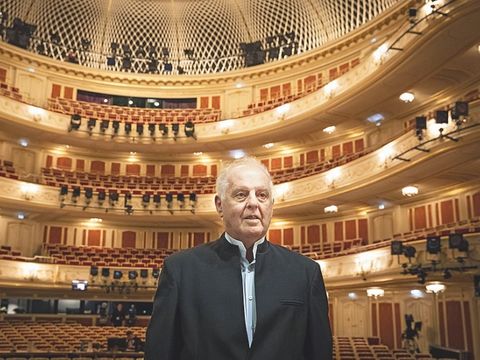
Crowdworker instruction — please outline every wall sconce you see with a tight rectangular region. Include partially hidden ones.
[366,287,385,298]
[425,281,446,294]
[20,183,39,200]
[402,185,418,197]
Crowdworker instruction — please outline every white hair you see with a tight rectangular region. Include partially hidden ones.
[216,156,273,200]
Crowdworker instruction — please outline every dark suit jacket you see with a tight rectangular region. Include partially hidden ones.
[145,235,332,360]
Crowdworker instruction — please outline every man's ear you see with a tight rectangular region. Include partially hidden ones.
[214,195,223,216]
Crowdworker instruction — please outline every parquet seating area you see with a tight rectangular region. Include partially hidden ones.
[41,167,216,194]
[48,98,221,124]
[0,320,144,353]
[333,336,433,360]
[42,244,178,268]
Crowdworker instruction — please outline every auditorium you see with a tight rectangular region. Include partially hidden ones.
[0,0,479,359]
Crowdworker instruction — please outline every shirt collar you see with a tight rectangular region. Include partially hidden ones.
[224,232,265,263]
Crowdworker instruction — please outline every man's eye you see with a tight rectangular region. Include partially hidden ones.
[257,192,269,201]
[234,193,247,200]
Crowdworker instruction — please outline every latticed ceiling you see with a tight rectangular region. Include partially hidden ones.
[2,0,399,74]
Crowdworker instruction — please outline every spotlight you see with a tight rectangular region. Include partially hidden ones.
[160,124,168,136]
[451,101,468,119]
[408,7,417,21]
[101,268,110,277]
[128,270,138,280]
[100,120,109,132]
[90,266,99,276]
[109,191,119,206]
[426,236,441,254]
[87,118,96,132]
[125,122,132,134]
[140,269,149,278]
[153,193,161,207]
[391,240,403,255]
[112,120,120,134]
[435,110,449,124]
[142,193,150,207]
[148,123,156,136]
[113,270,123,280]
[417,269,427,284]
[136,123,144,136]
[166,192,173,209]
[403,246,416,259]
[72,187,81,203]
[415,116,426,140]
[152,268,160,278]
[69,114,81,131]
[60,185,68,196]
[98,191,106,205]
[177,193,185,208]
[448,233,469,252]
[184,120,196,139]
[172,123,179,139]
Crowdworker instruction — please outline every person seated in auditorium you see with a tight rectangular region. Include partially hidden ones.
[126,330,143,352]
[111,303,125,327]
[145,157,332,360]
[97,302,109,326]
[126,303,137,326]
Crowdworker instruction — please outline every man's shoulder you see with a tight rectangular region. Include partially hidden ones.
[164,237,223,265]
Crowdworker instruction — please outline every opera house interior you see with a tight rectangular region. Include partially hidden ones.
[0,0,479,358]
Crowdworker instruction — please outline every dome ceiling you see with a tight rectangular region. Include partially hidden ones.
[2,0,398,74]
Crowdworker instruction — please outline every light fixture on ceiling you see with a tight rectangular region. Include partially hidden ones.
[323,126,336,134]
[89,218,103,223]
[324,205,338,214]
[366,287,384,298]
[230,150,245,159]
[378,203,385,210]
[17,212,26,220]
[425,281,446,294]
[193,152,203,156]
[348,292,358,300]
[410,289,424,299]
[263,143,274,149]
[399,92,415,103]
[402,185,419,197]
[367,113,384,125]
[18,138,29,147]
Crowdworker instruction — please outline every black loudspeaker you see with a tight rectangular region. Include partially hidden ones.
[391,240,403,255]
[415,116,427,130]
[451,101,469,119]
[474,275,480,297]
[426,236,441,254]
[435,110,449,124]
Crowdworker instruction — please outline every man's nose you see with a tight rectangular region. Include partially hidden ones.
[246,192,259,207]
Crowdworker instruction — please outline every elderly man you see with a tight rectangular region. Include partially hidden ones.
[145,157,332,360]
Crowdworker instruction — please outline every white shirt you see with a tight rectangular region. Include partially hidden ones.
[225,233,265,347]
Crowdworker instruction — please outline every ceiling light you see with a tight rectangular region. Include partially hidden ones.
[128,99,133,105]
[230,150,245,159]
[399,92,415,103]
[154,101,160,107]
[103,98,108,103]
[402,185,419,197]
[366,287,384,298]
[425,281,446,294]
[378,203,385,210]
[367,113,384,124]
[130,151,136,155]
[348,292,358,300]
[89,218,103,223]
[235,82,244,89]
[324,205,338,214]
[17,212,26,220]
[323,126,336,134]
[194,152,203,156]
[410,289,424,299]
[18,138,29,147]
[263,143,274,149]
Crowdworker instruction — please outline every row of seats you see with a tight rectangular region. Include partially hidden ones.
[0,320,144,353]
[48,98,221,124]
[0,82,23,103]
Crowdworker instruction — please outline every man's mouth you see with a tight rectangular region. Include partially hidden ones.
[244,215,260,220]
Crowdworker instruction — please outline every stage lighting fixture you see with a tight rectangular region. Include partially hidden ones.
[163,62,173,72]
[109,191,119,204]
[112,120,120,134]
[124,122,132,134]
[391,240,403,255]
[417,269,427,284]
[85,187,93,199]
[101,267,110,277]
[107,57,116,66]
[100,120,109,132]
[166,192,173,209]
[113,270,123,280]
[172,123,179,138]
[403,246,416,259]
[98,191,106,204]
[448,233,469,252]
[415,116,427,129]
[72,187,81,203]
[136,123,144,135]
[153,193,161,207]
[140,269,149,278]
[184,121,196,139]
[90,266,98,276]
[451,101,469,119]
[435,110,449,124]
[142,193,150,207]
[87,118,96,131]
[128,270,138,280]
[408,8,417,17]
[148,123,156,136]
[426,236,441,254]
[152,268,160,278]
[177,193,185,207]
[189,192,197,202]
[60,185,68,196]
[69,114,81,131]
[160,123,168,136]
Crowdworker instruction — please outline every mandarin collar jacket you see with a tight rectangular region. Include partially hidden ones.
[145,235,332,360]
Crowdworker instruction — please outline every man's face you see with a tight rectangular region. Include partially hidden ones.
[215,165,273,245]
